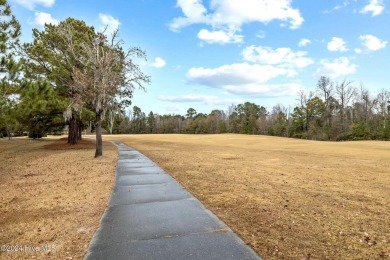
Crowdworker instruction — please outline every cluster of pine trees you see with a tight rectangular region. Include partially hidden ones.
[113,77,390,141]
[0,0,149,156]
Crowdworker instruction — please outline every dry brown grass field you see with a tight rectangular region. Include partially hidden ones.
[0,137,117,259]
[104,134,390,260]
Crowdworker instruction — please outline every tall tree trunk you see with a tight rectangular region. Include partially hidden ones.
[6,127,12,140]
[95,111,103,158]
[78,122,83,140]
[68,112,78,144]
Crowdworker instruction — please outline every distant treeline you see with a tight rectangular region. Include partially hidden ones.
[1,0,389,143]
[110,77,390,141]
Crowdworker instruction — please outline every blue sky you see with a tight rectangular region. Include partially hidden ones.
[9,0,390,115]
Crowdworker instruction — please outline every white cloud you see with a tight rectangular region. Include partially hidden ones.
[187,63,295,87]
[34,12,58,27]
[210,0,304,29]
[186,62,301,97]
[159,94,243,105]
[170,0,210,32]
[99,13,120,34]
[360,0,384,16]
[355,48,362,54]
[360,34,387,51]
[197,29,243,44]
[242,46,314,69]
[170,0,304,34]
[333,1,350,11]
[298,38,311,47]
[314,57,357,79]
[223,83,302,97]
[186,46,312,97]
[327,37,348,52]
[323,1,350,13]
[150,57,166,68]
[14,0,54,10]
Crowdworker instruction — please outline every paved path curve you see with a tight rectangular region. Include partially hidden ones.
[84,142,261,260]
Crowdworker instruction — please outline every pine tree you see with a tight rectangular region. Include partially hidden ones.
[23,18,95,144]
[0,0,21,138]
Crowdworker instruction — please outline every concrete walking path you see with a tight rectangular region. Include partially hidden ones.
[84,142,261,260]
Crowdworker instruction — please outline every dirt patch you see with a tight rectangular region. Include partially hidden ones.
[0,137,117,259]
[103,134,390,260]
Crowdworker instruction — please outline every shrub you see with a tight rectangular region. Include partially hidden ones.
[28,131,47,139]
[336,132,352,141]
[349,122,371,140]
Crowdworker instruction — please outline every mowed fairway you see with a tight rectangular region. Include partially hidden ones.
[104,134,390,259]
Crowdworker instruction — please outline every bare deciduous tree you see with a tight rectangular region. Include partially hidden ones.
[357,84,376,123]
[335,80,356,131]
[62,28,150,157]
[376,89,390,129]
[297,90,314,131]
[316,76,334,128]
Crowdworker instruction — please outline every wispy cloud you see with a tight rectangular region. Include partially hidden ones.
[34,12,58,27]
[150,57,166,68]
[222,83,302,97]
[186,63,302,97]
[323,1,350,13]
[242,46,314,69]
[187,63,295,87]
[170,0,304,45]
[13,0,55,10]
[327,37,348,52]
[256,30,266,39]
[99,13,120,34]
[159,94,243,105]
[298,38,311,47]
[197,29,243,45]
[360,0,384,16]
[314,57,357,79]
[360,34,387,51]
